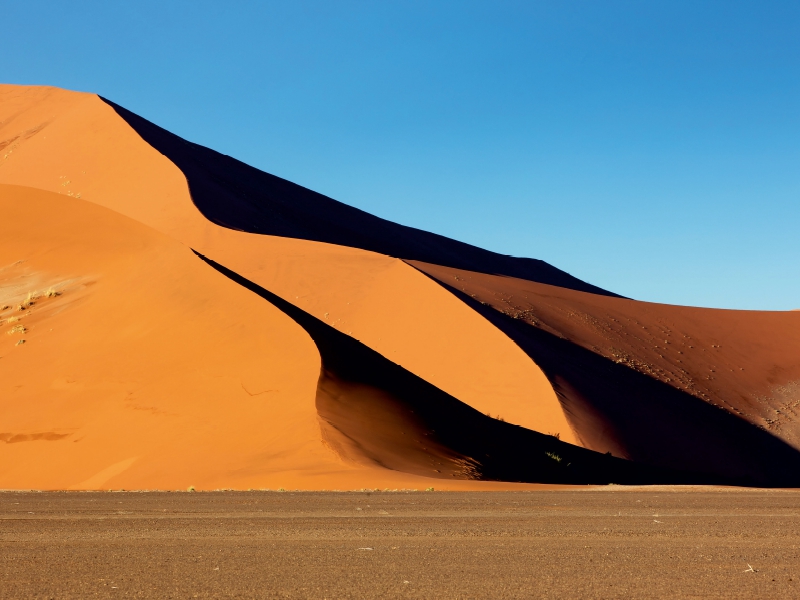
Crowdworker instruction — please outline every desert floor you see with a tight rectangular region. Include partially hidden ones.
[2,489,798,598]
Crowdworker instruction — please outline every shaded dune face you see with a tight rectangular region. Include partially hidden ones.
[411,261,800,487]
[195,253,726,485]
[100,98,619,298]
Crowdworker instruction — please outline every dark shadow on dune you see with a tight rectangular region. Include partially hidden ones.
[418,277,800,487]
[101,96,620,298]
[194,250,740,485]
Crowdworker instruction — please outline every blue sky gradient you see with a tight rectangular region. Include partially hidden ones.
[4,1,799,309]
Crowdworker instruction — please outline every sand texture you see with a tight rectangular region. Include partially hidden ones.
[2,490,799,599]
[1,83,799,489]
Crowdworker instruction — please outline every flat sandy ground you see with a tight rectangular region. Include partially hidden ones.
[1,489,798,598]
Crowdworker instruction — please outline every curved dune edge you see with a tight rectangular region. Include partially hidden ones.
[0,185,584,492]
[195,254,724,486]
[411,260,800,486]
[0,83,576,445]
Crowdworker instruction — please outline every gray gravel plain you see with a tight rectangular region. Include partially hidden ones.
[1,488,799,598]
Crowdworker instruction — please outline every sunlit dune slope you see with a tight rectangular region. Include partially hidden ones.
[411,261,800,486]
[0,185,326,489]
[2,185,577,491]
[0,83,575,443]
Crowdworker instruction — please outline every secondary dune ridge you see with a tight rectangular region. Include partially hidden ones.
[1,83,799,489]
[410,262,800,486]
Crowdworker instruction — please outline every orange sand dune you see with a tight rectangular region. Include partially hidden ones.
[3,83,799,488]
[0,185,323,490]
[0,185,624,490]
[0,83,574,443]
[0,185,552,491]
[200,254,699,486]
[411,261,800,486]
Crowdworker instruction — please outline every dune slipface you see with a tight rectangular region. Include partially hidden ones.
[1,83,799,489]
[409,262,800,486]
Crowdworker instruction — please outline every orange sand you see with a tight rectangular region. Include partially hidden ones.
[0,84,574,442]
[0,185,563,491]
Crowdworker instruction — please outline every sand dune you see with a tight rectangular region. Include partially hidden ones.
[2,83,798,488]
[410,261,800,486]
[200,254,707,485]
[0,83,575,445]
[0,185,565,491]
[0,185,322,489]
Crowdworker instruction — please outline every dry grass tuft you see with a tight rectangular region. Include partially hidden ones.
[18,294,33,310]
[7,315,19,323]
[15,339,25,346]
[44,287,60,298]
[16,291,42,311]
[8,324,26,335]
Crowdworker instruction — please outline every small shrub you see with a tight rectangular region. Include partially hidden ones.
[7,325,26,335]
[425,487,435,492]
[44,287,60,298]
[187,485,195,492]
[545,452,562,463]
[17,292,39,311]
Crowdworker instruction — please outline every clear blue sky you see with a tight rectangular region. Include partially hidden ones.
[4,1,799,309]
